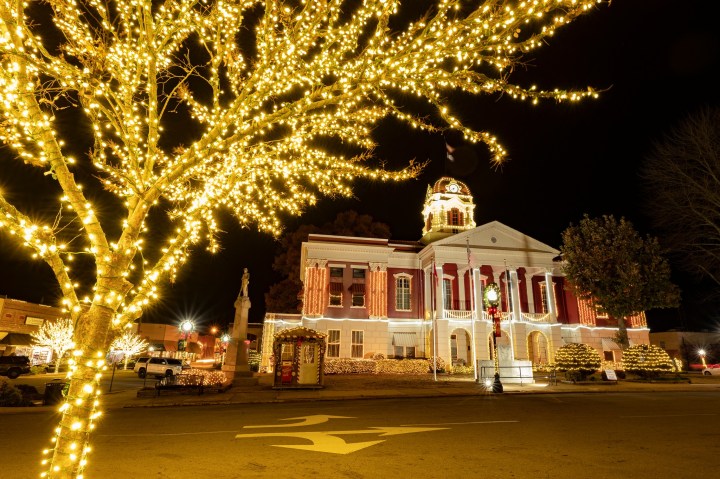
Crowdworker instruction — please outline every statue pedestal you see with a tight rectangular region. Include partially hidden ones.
[222,296,257,385]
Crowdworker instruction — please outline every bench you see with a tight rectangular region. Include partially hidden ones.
[154,374,206,396]
[152,374,231,396]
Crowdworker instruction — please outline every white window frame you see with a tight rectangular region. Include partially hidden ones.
[395,274,412,311]
[327,330,340,358]
[443,278,452,310]
[539,281,558,314]
[351,330,364,358]
[393,345,416,359]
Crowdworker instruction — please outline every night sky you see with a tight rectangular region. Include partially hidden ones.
[1,1,718,333]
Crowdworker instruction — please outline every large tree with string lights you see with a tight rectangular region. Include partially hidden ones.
[1,0,607,476]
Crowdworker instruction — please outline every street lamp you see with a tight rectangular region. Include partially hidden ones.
[483,282,503,393]
[699,349,707,369]
[221,333,230,365]
[179,319,194,355]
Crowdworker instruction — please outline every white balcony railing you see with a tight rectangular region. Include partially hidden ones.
[443,310,555,324]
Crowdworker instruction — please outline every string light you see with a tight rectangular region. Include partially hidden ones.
[0,1,607,477]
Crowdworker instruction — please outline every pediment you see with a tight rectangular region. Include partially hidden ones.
[431,221,559,255]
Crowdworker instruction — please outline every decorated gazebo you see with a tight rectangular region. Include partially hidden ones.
[272,327,326,389]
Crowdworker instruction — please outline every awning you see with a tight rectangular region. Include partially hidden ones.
[349,283,365,293]
[0,333,32,346]
[329,282,343,293]
[601,338,621,351]
[393,332,417,347]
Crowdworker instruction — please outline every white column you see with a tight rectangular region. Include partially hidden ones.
[458,268,467,310]
[435,264,445,319]
[471,267,483,379]
[524,273,535,313]
[544,271,557,321]
[510,269,522,322]
[423,268,429,313]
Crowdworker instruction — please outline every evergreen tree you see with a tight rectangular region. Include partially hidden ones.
[560,215,680,348]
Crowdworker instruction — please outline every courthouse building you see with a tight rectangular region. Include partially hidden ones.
[261,177,649,371]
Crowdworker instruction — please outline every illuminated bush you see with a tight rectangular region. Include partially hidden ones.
[555,343,601,381]
[323,358,444,375]
[377,359,430,374]
[623,344,674,378]
[248,350,261,372]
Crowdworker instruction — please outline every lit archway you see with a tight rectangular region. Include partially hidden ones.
[450,328,471,366]
[527,330,550,366]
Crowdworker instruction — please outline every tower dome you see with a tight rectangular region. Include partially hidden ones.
[420,177,476,244]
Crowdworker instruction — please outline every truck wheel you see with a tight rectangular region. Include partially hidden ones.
[165,370,173,377]
[138,368,146,378]
[7,368,20,379]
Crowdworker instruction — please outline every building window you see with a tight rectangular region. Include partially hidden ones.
[329,282,343,307]
[281,343,294,361]
[352,268,366,279]
[394,346,416,358]
[395,276,411,311]
[448,208,463,226]
[351,330,364,358]
[594,301,609,319]
[350,283,365,307]
[604,351,615,362]
[539,282,557,314]
[330,267,343,278]
[327,330,340,357]
[443,278,452,310]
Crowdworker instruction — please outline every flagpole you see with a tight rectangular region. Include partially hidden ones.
[432,262,438,382]
[467,239,478,382]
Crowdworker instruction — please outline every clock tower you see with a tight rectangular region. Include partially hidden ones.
[420,177,476,244]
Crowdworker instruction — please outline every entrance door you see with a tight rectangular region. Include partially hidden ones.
[298,343,318,384]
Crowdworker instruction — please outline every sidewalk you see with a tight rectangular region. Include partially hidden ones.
[6,373,720,414]
[103,373,720,410]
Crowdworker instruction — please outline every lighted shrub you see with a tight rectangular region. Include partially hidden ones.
[427,356,446,372]
[324,358,377,374]
[554,343,601,381]
[622,344,674,378]
[377,359,429,374]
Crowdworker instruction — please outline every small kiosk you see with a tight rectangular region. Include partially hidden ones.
[272,327,326,389]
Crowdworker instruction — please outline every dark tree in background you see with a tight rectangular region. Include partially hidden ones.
[641,107,720,297]
[265,211,391,313]
[560,214,680,348]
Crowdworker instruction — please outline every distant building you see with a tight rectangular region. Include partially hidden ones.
[650,331,720,368]
[132,322,207,360]
[0,297,66,364]
[262,177,650,372]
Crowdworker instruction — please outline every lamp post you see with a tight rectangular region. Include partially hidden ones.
[180,319,194,359]
[221,334,230,365]
[483,282,503,393]
[699,349,707,369]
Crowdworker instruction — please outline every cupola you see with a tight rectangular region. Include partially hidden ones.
[420,177,476,244]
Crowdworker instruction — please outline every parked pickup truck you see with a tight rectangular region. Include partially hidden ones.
[0,355,31,379]
[133,357,184,379]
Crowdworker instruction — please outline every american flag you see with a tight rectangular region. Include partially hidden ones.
[466,239,476,268]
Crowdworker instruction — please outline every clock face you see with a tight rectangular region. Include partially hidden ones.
[447,183,459,193]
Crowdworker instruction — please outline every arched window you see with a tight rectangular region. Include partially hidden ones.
[448,208,464,226]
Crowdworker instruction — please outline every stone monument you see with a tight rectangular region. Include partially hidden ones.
[222,268,257,385]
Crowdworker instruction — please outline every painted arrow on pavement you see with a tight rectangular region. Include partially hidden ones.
[243,415,355,429]
[235,426,447,454]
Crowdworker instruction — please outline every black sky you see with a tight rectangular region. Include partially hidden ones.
[1,1,719,333]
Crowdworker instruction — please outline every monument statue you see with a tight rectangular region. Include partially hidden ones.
[241,267,250,298]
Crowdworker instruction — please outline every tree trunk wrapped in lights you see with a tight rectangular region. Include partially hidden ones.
[0,1,608,477]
